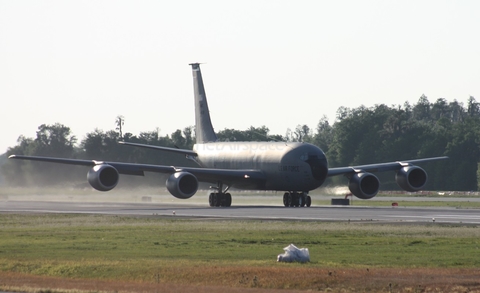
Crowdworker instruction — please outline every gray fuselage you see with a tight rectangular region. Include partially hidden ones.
[194,141,329,191]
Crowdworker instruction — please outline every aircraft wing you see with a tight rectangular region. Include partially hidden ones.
[8,155,266,186]
[327,156,448,177]
[8,155,174,175]
[8,155,96,167]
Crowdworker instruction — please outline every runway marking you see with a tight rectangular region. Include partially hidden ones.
[383,215,480,219]
[430,215,480,219]
[381,214,480,223]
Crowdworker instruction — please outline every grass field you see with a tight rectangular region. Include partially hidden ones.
[1,214,480,292]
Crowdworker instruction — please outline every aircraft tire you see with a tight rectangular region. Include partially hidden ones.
[283,193,289,207]
[225,193,232,207]
[293,193,299,207]
[221,193,226,207]
[287,193,293,207]
[208,193,214,207]
[218,193,223,207]
[217,193,224,207]
[306,196,312,207]
[299,194,305,207]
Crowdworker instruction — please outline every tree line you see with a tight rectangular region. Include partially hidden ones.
[2,95,480,191]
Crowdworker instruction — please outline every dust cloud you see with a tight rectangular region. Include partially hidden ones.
[317,186,350,196]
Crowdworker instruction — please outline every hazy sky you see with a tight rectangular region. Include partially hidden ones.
[1,1,479,154]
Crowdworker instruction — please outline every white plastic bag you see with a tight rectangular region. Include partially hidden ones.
[277,244,310,263]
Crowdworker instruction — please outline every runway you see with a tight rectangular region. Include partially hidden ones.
[1,197,480,224]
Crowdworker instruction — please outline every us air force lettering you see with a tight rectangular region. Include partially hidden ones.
[9,63,448,207]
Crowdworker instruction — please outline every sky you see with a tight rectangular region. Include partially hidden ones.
[1,1,479,154]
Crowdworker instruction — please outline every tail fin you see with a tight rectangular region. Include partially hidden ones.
[190,63,218,143]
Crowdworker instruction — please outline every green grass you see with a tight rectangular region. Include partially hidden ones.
[1,214,480,283]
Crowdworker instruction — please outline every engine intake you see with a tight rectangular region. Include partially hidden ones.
[166,172,198,199]
[395,166,427,192]
[87,164,119,191]
[348,172,380,199]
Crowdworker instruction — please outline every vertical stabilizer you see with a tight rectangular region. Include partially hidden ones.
[190,63,218,143]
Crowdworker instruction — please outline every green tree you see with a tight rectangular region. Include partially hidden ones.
[171,129,186,148]
[413,94,431,121]
[467,96,480,117]
[448,100,465,123]
[183,126,195,149]
[3,124,78,186]
[115,115,125,140]
[31,123,77,157]
[217,126,279,142]
[2,136,34,185]
[311,115,333,153]
[431,98,449,120]
[443,117,480,190]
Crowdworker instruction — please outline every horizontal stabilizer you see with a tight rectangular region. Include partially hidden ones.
[119,141,197,156]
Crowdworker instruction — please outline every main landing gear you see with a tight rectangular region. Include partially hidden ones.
[283,192,311,207]
[208,182,232,207]
[208,192,232,207]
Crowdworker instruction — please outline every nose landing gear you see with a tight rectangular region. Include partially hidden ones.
[283,192,311,207]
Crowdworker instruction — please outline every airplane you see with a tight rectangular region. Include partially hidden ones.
[9,63,448,207]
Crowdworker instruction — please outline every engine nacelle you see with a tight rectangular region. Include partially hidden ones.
[166,172,198,199]
[87,164,119,191]
[395,166,427,192]
[348,172,380,199]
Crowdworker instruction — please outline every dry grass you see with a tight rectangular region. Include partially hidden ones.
[1,267,480,293]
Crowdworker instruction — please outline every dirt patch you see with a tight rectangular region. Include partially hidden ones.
[1,267,480,293]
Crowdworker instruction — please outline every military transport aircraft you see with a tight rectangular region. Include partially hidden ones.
[9,63,448,207]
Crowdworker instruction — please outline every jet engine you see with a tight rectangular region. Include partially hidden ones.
[395,166,427,192]
[348,172,380,199]
[166,172,198,199]
[87,164,119,191]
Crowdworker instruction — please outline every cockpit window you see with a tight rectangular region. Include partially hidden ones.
[300,153,309,161]
[305,154,328,183]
